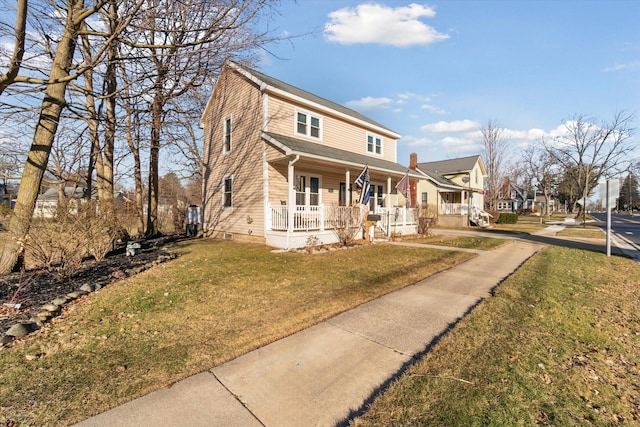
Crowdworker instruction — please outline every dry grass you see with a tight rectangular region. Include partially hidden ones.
[354,246,640,426]
[0,239,476,426]
[557,226,606,239]
[409,235,508,251]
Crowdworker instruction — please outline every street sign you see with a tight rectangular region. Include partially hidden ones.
[599,179,620,208]
[599,179,620,257]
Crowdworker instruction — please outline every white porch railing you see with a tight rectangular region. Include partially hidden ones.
[269,205,363,231]
[268,204,418,232]
[440,203,468,215]
[374,207,418,234]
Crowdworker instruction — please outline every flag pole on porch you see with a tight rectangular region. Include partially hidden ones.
[355,164,371,205]
[395,170,411,208]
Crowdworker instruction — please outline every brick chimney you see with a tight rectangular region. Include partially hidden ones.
[409,152,418,171]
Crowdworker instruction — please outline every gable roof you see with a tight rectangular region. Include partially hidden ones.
[419,170,463,190]
[417,155,486,176]
[228,62,400,139]
[263,132,421,178]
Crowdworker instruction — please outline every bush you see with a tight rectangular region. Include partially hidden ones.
[417,204,437,234]
[25,200,126,276]
[486,210,500,224]
[497,212,518,224]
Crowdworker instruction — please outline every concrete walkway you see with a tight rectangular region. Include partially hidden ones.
[76,238,545,427]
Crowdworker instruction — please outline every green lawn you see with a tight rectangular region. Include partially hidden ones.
[354,246,640,426]
[0,238,477,426]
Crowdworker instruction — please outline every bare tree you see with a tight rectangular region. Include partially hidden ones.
[122,0,284,236]
[0,0,140,274]
[522,143,558,219]
[0,0,28,95]
[481,119,509,211]
[544,111,636,224]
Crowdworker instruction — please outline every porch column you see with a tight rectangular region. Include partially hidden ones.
[287,155,300,248]
[345,169,351,205]
[386,176,392,237]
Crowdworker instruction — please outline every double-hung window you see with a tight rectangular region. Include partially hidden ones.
[295,174,321,206]
[223,116,232,153]
[223,176,232,208]
[296,110,321,139]
[367,134,382,155]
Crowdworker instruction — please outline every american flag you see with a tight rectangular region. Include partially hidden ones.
[395,171,411,207]
[355,165,371,205]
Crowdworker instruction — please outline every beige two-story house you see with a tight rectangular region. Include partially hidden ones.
[200,61,423,248]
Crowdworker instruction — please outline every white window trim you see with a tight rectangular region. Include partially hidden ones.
[294,108,323,140]
[223,115,232,154]
[366,133,383,156]
[222,175,233,209]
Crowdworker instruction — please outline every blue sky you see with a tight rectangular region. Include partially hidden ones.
[258,0,640,167]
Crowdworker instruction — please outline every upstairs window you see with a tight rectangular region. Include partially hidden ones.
[223,116,232,153]
[296,110,321,139]
[367,134,382,155]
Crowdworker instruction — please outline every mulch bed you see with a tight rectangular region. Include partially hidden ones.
[0,235,182,335]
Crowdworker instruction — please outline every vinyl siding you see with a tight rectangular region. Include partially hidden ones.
[266,94,397,163]
[202,67,266,237]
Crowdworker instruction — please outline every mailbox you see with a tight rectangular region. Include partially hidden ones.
[366,214,381,221]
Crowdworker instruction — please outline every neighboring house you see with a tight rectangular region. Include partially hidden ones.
[496,177,534,213]
[34,187,127,218]
[34,187,89,218]
[411,153,489,227]
[200,61,423,248]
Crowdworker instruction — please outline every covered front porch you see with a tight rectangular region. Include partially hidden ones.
[263,132,422,249]
[265,204,419,248]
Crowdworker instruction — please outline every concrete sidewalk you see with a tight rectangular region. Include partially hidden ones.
[75,239,544,427]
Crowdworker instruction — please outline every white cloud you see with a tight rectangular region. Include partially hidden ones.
[440,136,480,150]
[400,135,434,147]
[603,61,640,72]
[345,96,393,111]
[420,103,447,115]
[324,3,449,47]
[421,119,480,133]
[508,128,547,141]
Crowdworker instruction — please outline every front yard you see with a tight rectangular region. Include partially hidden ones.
[0,237,481,426]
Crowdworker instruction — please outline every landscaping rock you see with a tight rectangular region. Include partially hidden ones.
[41,303,60,313]
[80,283,95,293]
[37,311,54,320]
[6,323,32,337]
[52,297,69,306]
[1,335,14,345]
[66,291,87,299]
[110,270,126,280]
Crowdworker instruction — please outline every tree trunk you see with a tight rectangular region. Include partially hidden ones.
[145,68,166,236]
[0,0,28,96]
[98,0,118,208]
[0,0,84,274]
[145,89,164,236]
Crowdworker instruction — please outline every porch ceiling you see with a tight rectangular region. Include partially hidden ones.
[263,132,422,178]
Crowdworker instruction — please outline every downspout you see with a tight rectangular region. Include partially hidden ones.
[386,176,391,237]
[262,91,270,242]
[286,155,300,249]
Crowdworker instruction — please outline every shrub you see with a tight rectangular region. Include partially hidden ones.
[326,205,364,246]
[417,203,437,234]
[25,200,127,276]
[497,212,518,224]
[486,210,500,224]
